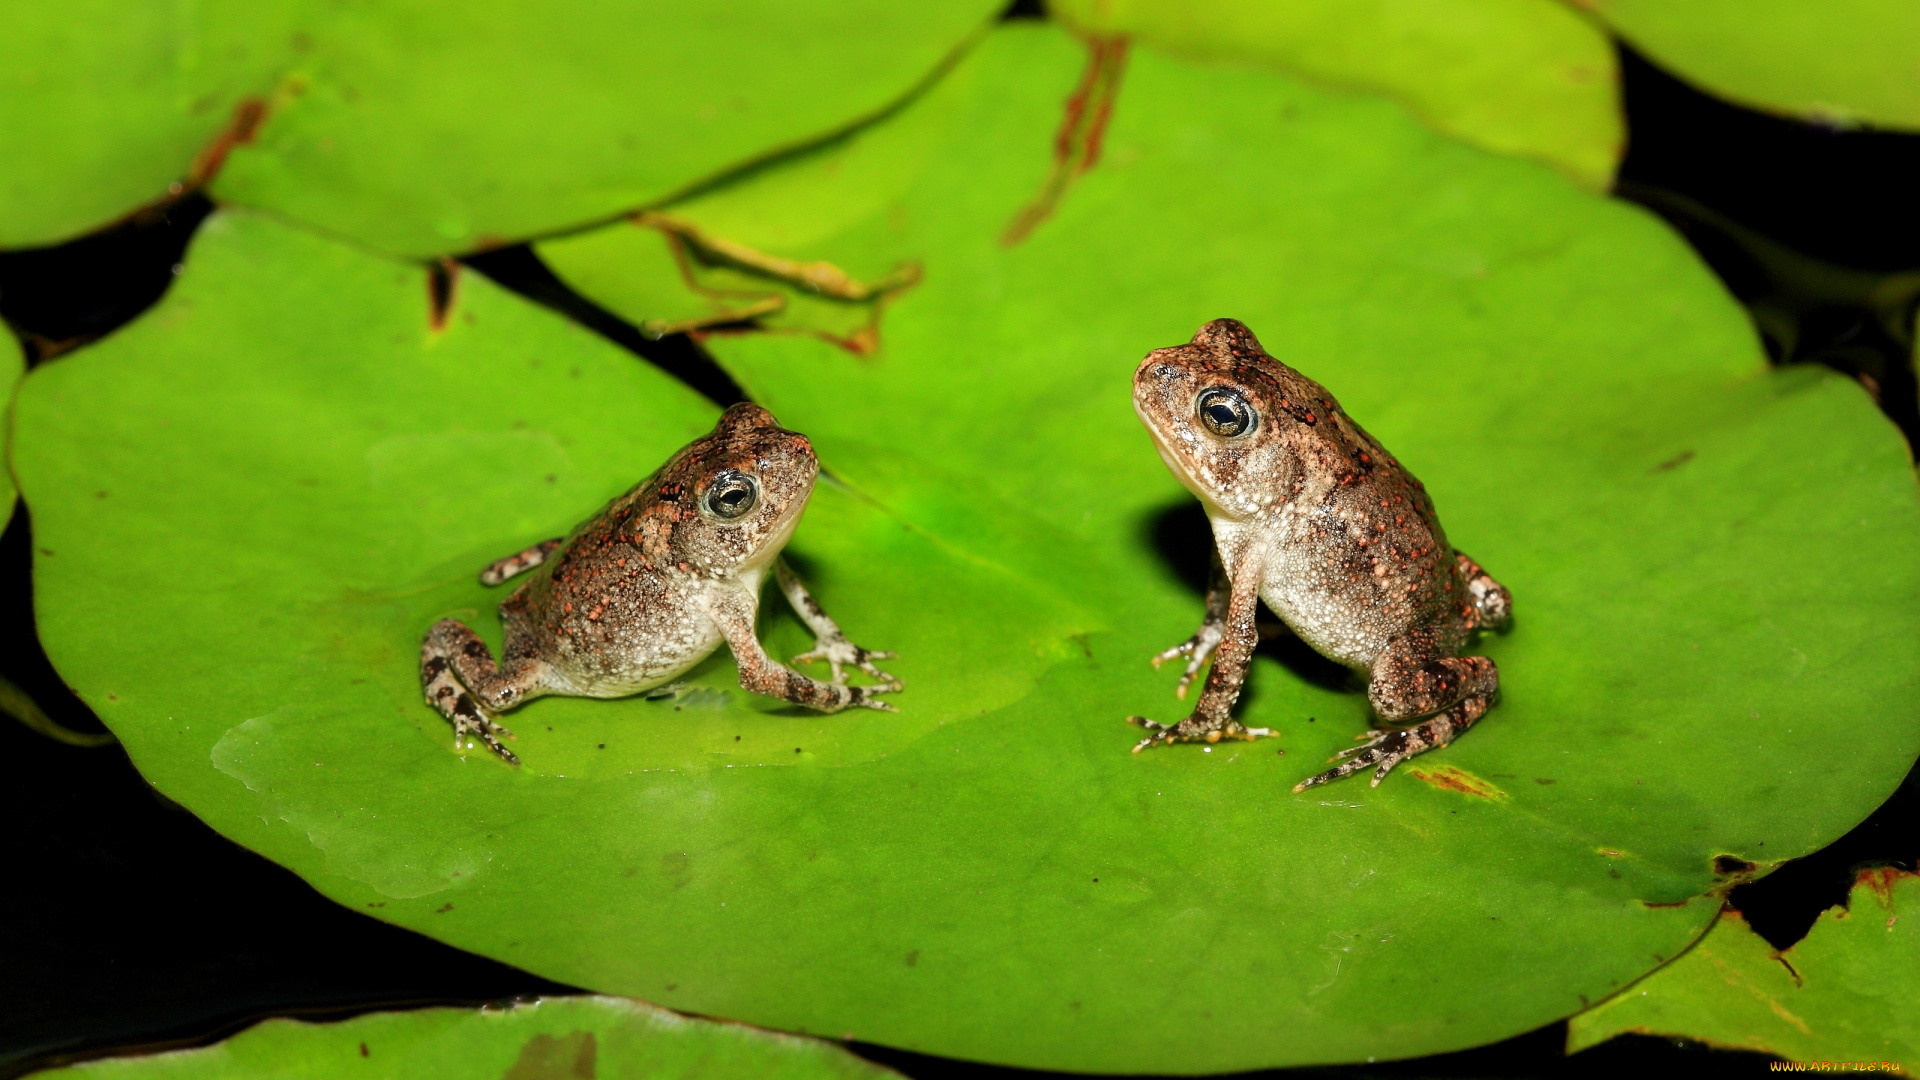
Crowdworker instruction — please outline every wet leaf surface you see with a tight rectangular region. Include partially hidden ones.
[1568,870,1920,1064]
[208,0,1003,258]
[0,1,301,247]
[26,997,901,1079]
[1587,0,1920,129]
[0,1,1001,256]
[11,20,1920,1077]
[1047,0,1622,186]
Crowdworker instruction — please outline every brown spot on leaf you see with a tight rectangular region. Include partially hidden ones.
[187,97,268,186]
[1651,449,1695,473]
[1713,854,1759,878]
[503,1031,597,1080]
[1856,864,1916,905]
[427,257,459,332]
[1407,765,1506,800]
[1001,35,1128,246]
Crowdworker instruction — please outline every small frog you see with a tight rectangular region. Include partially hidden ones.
[421,403,899,763]
[1129,318,1510,789]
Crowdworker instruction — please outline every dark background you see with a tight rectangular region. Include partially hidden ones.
[3,30,1917,1078]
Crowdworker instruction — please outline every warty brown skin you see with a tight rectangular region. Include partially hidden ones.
[420,403,900,764]
[1129,318,1510,789]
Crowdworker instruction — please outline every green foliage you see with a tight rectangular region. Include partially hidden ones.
[27,997,901,1079]
[1048,0,1622,186]
[13,23,1920,1072]
[1569,871,1920,1063]
[0,0,303,247]
[1581,0,1920,129]
[0,0,1001,253]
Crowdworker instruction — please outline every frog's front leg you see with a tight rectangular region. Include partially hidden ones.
[1151,544,1230,699]
[774,558,901,689]
[1129,543,1276,750]
[704,587,899,713]
[420,612,553,764]
[1293,632,1498,790]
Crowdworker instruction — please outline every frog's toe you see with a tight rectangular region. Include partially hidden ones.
[1127,715,1177,752]
[1294,696,1488,792]
[852,650,900,689]
[1151,629,1222,700]
[794,641,899,690]
[1128,716,1273,752]
[451,702,521,766]
[846,682,900,712]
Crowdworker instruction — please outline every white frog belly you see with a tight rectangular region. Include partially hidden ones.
[1258,541,1387,674]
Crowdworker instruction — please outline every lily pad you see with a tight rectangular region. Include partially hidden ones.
[0,0,301,247]
[0,1,999,255]
[13,21,1920,1077]
[207,0,1003,258]
[25,997,901,1079]
[1568,870,1920,1063]
[1047,0,1621,187]
[1582,0,1920,129]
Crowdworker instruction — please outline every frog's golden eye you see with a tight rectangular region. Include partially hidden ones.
[703,470,760,520]
[1196,387,1256,438]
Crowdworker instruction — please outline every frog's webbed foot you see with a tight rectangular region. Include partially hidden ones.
[839,680,902,712]
[422,656,522,766]
[792,634,901,691]
[421,618,547,766]
[1127,714,1276,753]
[1292,694,1488,791]
[1150,623,1223,700]
[450,701,520,765]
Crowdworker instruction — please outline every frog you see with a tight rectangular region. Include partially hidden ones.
[1128,318,1511,789]
[420,402,900,764]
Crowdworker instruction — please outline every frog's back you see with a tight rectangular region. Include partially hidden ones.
[509,492,725,696]
[1255,389,1467,672]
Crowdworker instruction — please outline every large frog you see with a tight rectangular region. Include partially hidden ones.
[1129,318,1510,789]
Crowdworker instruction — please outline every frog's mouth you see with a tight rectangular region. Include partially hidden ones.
[1135,393,1235,520]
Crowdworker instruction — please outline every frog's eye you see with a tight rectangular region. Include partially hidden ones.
[702,470,760,520]
[1196,387,1256,438]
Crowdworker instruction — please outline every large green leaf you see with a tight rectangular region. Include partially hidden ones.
[1579,0,1920,129]
[0,0,303,247]
[1568,870,1920,1063]
[14,22,1920,1076]
[26,997,901,1079]
[0,1,999,254]
[208,0,1002,258]
[1048,0,1622,187]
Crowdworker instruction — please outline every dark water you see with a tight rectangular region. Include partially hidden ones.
[3,32,1916,1079]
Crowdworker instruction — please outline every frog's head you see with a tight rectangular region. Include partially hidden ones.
[1133,318,1324,521]
[643,402,818,575]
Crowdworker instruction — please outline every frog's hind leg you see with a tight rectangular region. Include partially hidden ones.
[480,537,563,586]
[1454,551,1511,630]
[1293,631,1499,790]
[420,615,552,764]
[1293,693,1488,792]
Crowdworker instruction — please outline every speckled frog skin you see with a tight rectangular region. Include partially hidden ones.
[1130,319,1510,789]
[421,403,899,763]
